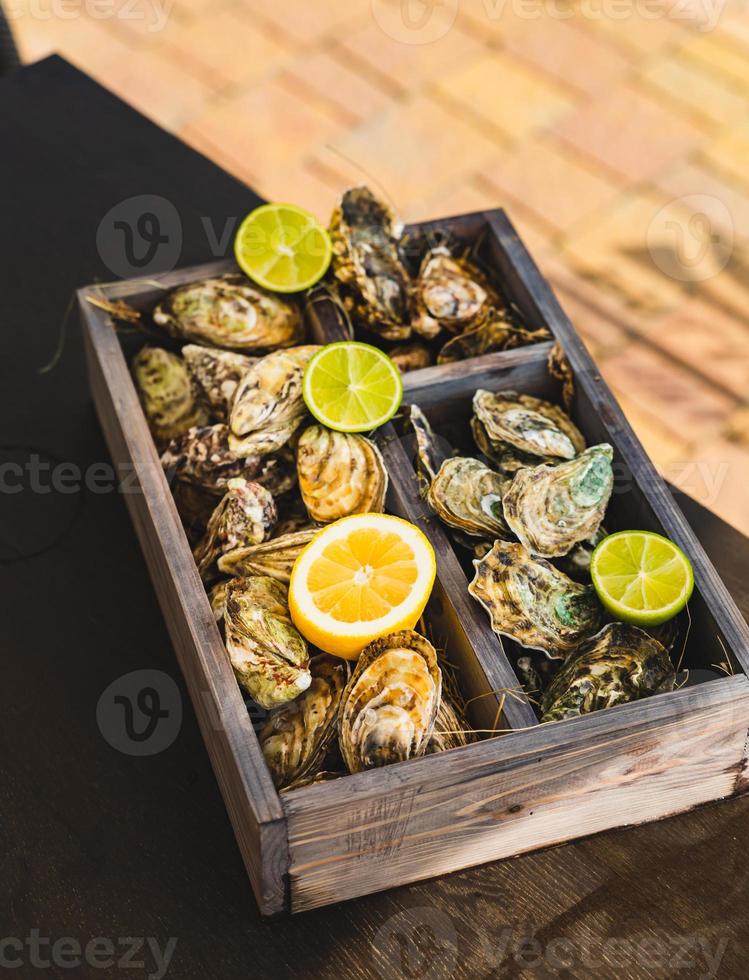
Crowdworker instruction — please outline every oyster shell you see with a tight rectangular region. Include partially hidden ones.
[438,316,550,364]
[161,424,297,496]
[208,579,229,624]
[339,629,441,773]
[229,346,320,456]
[182,345,255,421]
[410,247,496,340]
[152,274,304,352]
[329,186,411,342]
[540,623,675,723]
[428,457,510,538]
[193,478,277,582]
[558,526,607,582]
[297,424,388,523]
[502,445,614,558]
[218,527,319,584]
[132,346,209,448]
[405,404,449,485]
[387,342,432,374]
[472,390,586,474]
[426,697,470,754]
[469,541,603,656]
[224,576,311,709]
[259,654,350,790]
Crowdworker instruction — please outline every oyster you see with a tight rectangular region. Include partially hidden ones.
[208,579,229,624]
[540,623,675,723]
[297,425,388,523]
[438,316,550,364]
[472,390,586,474]
[469,541,603,656]
[229,346,320,456]
[339,630,441,773]
[182,345,255,421]
[224,576,311,709]
[152,274,304,352]
[387,342,432,374]
[426,697,470,754]
[558,526,607,582]
[428,457,510,539]
[502,445,614,558]
[411,247,497,340]
[131,346,209,448]
[259,654,350,790]
[161,424,297,496]
[329,186,411,341]
[193,478,277,581]
[218,527,319,584]
[405,404,449,485]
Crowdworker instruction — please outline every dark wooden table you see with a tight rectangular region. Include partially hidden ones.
[2,57,746,980]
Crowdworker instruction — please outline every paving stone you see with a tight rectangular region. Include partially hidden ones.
[674,438,749,536]
[614,394,695,470]
[655,161,749,246]
[458,0,530,38]
[282,48,392,124]
[254,164,344,224]
[579,9,687,56]
[402,178,500,224]
[699,127,749,192]
[640,52,749,128]
[678,30,749,90]
[240,0,367,45]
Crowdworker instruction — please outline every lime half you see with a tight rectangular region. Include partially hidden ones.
[590,530,694,626]
[303,342,403,433]
[234,203,331,293]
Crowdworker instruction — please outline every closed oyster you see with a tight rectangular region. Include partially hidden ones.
[132,346,209,448]
[540,623,675,723]
[411,247,496,340]
[502,445,614,558]
[426,697,470,754]
[428,457,509,538]
[438,316,550,364]
[229,346,320,456]
[182,345,255,421]
[218,527,319,584]
[297,425,388,523]
[339,630,441,773]
[259,654,350,790]
[329,186,411,341]
[387,342,432,374]
[161,424,297,496]
[152,274,304,352]
[194,478,277,581]
[472,390,586,474]
[224,576,311,709]
[469,541,603,656]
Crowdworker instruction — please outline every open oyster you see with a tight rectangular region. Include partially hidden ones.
[387,342,432,374]
[469,541,603,656]
[193,478,277,582]
[132,346,209,448]
[411,247,496,340]
[182,345,255,421]
[218,527,319,584]
[472,390,586,474]
[428,457,509,539]
[224,576,311,709]
[229,346,320,456]
[502,445,614,558]
[329,186,411,342]
[297,424,388,523]
[152,275,304,352]
[259,654,350,790]
[438,316,550,364]
[540,623,675,723]
[339,630,441,773]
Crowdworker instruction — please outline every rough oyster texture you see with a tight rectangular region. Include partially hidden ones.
[472,389,586,474]
[387,342,432,374]
[329,186,411,341]
[297,424,388,523]
[438,316,550,364]
[259,654,350,789]
[182,344,255,421]
[428,457,509,539]
[132,346,209,448]
[405,404,450,486]
[540,623,675,723]
[411,247,496,340]
[502,445,614,558]
[152,274,304,352]
[224,576,311,709]
[426,697,470,754]
[193,478,277,582]
[229,346,320,456]
[339,630,441,773]
[469,541,603,656]
[218,527,319,584]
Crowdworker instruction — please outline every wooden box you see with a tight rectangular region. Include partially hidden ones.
[79,210,749,916]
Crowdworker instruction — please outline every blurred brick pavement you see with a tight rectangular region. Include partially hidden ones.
[13,0,749,535]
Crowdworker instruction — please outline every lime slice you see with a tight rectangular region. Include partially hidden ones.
[234,203,331,293]
[590,530,694,626]
[303,342,403,433]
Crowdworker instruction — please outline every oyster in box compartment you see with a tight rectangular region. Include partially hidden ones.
[182,344,256,421]
[132,346,209,449]
[428,457,510,539]
[193,478,277,582]
[219,527,319,584]
[410,246,497,341]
